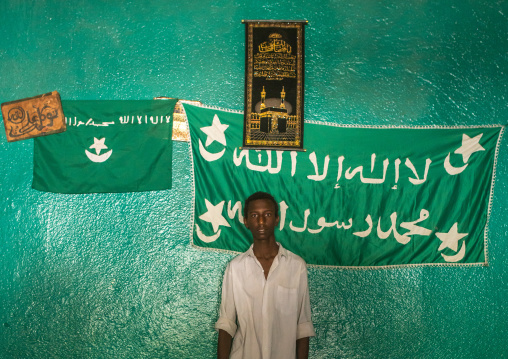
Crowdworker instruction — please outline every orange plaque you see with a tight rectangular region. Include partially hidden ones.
[1,91,66,142]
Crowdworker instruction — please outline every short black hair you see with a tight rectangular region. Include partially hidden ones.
[243,191,279,218]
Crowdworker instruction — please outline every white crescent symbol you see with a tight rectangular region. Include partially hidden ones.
[198,139,225,162]
[85,149,113,163]
[444,153,468,175]
[441,241,466,262]
[195,223,221,243]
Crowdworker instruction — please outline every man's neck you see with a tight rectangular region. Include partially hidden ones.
[253,238,279,279]
[252,237,279,260]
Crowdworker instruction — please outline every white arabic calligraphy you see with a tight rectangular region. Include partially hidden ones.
[231,149,442,187]
[195,199,468,262]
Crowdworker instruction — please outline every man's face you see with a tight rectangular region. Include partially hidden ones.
[243,198,280,242]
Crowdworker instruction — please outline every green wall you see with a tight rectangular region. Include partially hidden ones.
[1,1,507,358]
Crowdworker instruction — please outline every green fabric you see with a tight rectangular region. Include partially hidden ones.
[33,100,178,194]
[185,104,504,268]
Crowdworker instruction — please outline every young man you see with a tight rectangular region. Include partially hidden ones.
[215,191,315,359]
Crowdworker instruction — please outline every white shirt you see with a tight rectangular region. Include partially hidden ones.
[215,243,315,359]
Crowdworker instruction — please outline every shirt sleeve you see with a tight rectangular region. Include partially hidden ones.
[296,263,316,340]
[215,262,238,338]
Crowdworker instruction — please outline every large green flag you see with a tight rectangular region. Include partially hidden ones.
[33,100,178,194]
[184,103,504,268]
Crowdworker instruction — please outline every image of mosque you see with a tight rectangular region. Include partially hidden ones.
[248,86,299,140]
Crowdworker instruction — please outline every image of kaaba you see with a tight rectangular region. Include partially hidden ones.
[243,21,305,150]
[249,86,298,139]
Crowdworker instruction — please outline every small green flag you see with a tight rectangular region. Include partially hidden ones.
[33,100,178,194]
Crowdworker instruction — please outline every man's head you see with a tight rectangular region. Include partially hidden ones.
[243,192,280,242]
[243,191,279,219]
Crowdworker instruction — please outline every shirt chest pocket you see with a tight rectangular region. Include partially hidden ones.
[276,285,298,317]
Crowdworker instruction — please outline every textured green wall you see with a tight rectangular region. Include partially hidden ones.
[1,1,507,358]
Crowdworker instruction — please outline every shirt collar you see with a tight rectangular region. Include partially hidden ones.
[277,242,288,258]
[247,242,287,259]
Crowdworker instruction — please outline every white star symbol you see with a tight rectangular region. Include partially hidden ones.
[454,133,485,163]
[200,114,229,147]
[198,199,231,233]
[436,223,468,252]
[89,137,108,155]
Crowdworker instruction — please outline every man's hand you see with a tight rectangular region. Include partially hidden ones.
[217,329,233,359]
[296,337,310,359]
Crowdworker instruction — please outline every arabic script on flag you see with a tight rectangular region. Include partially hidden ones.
[33,100,178,194]
[185,103,504,268]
